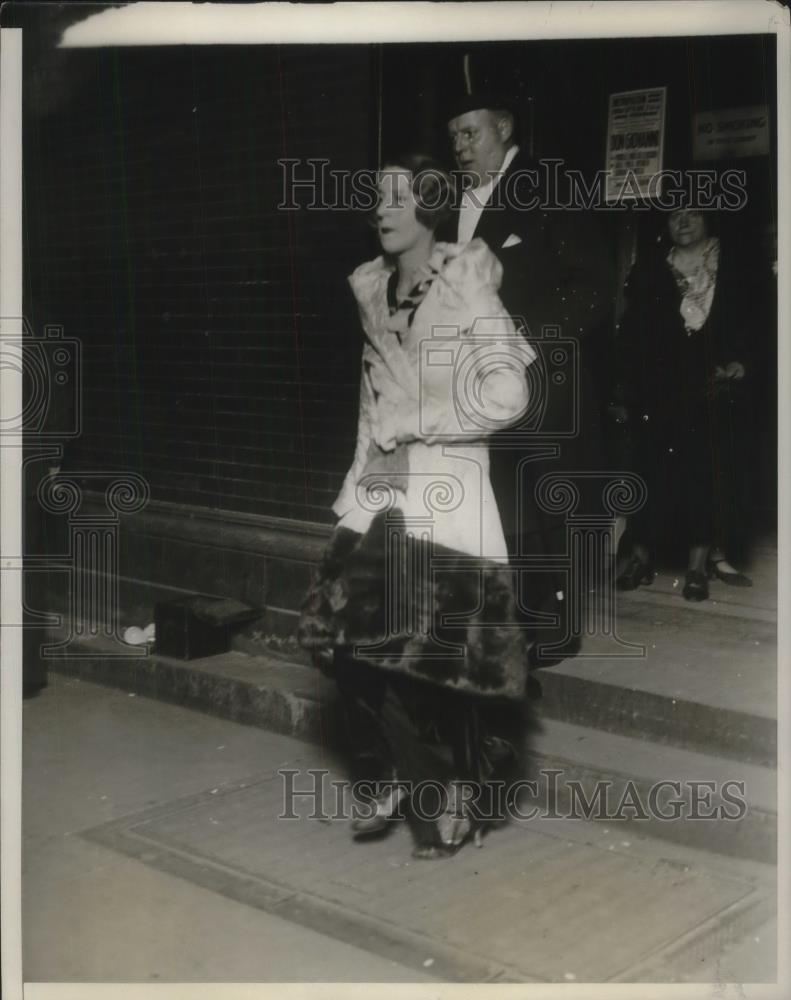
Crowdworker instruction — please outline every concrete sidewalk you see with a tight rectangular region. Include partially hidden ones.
[45,547,778,864]
[23,540,779,982]
[23,674,777,984]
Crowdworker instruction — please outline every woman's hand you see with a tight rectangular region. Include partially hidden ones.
[714,362,745,381]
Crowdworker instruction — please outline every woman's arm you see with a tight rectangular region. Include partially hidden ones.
[331,354,376,518]
[373,310,533,446]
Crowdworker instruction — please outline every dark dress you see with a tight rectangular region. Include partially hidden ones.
[614,238,757,559]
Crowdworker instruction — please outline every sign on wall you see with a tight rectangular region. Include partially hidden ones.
[605,87,666,203]
[692,105,770,161]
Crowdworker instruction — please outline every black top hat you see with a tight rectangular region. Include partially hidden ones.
[445,90,517,122]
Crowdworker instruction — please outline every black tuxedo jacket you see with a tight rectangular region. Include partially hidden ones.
[447,147,611,340]
[444,148,612,541]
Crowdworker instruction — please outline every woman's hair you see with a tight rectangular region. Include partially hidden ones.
[378,153,455,231]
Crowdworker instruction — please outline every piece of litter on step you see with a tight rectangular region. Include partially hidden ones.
[128,693,136,698]
[216,746,225,750]
[556,591,564,601]
[602,828,609,834]
[672,578,679,588]
[564,973,576,981]
[423,959,434,968]
[122,626,146,645]
[122,623,155,646]
[210,789,218,795]
[754,641,760,645]
[100,796,107,801]
[620,841,631,847]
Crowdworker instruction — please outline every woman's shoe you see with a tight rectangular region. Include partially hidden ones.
[707,559,753,588]
[435,782,474,851]
[616,556,655,591]
[411,843,456,860]
[682,570,709,602]
[350,785,406,838]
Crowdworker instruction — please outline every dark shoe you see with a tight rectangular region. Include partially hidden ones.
[616,556,654,591]
[682,570,709,602]
[707,559,753,588]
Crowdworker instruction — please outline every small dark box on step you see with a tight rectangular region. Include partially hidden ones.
[154,596,259,660]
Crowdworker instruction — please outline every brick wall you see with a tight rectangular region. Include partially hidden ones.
[25,45,378,524]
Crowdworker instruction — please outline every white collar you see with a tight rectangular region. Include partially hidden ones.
[468,144,519,194]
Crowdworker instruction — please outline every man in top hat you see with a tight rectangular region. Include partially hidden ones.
[444,92,612,666]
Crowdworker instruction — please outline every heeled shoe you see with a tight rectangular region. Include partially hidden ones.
[616,556,655,591]
[436,783,473,847]
[707,559,753,588]
[350,784,406,838]
[682,570,709,602]
[411,843,457,860]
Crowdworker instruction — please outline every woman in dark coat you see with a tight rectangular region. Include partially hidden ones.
[613,209,757,601]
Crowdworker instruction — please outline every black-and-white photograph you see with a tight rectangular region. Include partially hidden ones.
[0,1,787,994]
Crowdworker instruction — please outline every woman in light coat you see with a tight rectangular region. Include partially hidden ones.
[299,154,535,858]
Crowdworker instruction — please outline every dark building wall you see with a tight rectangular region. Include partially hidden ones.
[18,28,777,636]
[24,35,777,530]
[25,44,377,526]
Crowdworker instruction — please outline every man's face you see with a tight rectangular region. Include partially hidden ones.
[447,109,512,187]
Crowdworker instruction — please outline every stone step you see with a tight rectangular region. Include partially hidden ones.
[536,665,775,769]
[48,633,776,864]
[41,558,777,768]
[533,579,777,768]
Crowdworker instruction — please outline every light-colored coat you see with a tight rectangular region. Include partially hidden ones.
[334,239,536,563]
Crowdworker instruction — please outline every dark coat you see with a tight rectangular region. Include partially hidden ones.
[614,237,759,555]
[615,238,753,421]
[444,148,613,539]
[459,148,612,342]
[441,148,614,652]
